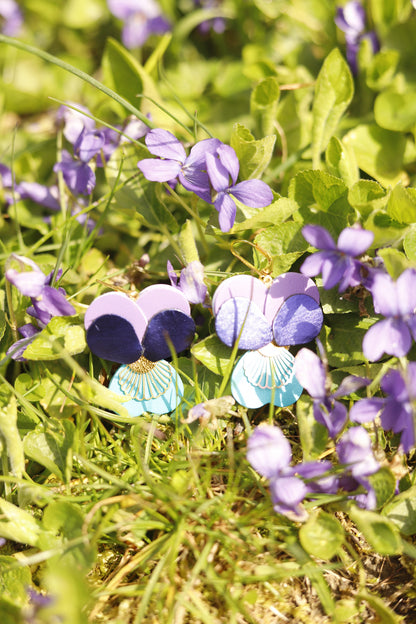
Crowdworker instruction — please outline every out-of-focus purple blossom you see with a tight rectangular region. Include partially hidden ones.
[362,268,416,361]
[138,129,222,203]
[107,0,170,49]
[6,324,39,362]
[301,224,374,292]
[56,103,96,145]
[295,346,369,438]
[54,150,96,196]
[247,424,337,521]
[17,181,60,211]
[193,0,227,34]
[6,254,75,335]
[336,426,379,509]
[335,1,379,74]
[0,0,23,36]
[167,260,208,306]
[350,364,416,453]
[206,143,273,232]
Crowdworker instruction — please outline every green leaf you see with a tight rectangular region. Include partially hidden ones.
[348,180,387,219]
[191,335,233,376]
[387,183,416,224]
[296,395,328,460]
[24,418,75,482]
[403,227,416,262]
[230,123,276,179]
[343,124,408,187]
[348,505,402,555]
[377,248,411,280]
[0,555,32,608]
[321,315,377,367]
[325,136,359,187]
[368,467,397,509]
[366,49,400,91]
[250,76,280,136]
[254,221,308,276]
[232,197,298,232]
[312,48,354,168]
[299,511,344,560]
[0,498,48,547]
[375,90,416,132]
[23,316,86,361]
[0,391,24,478]
[382,485,416,535]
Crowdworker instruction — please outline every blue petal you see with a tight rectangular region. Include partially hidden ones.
[142,309,196,361]
[231,347,303,408]
[273,294,323,346]
[215,297,272,350]
[86,314,143,364]
[109,361,184,416]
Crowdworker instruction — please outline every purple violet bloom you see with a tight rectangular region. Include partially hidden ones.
[295,347,369,438]
[0,0,23,36]
[336,426,379,509]
[167,260,208,306]
[301,224,374,292]
[335,1,379,74]
[138,129,221,203]
[193,0,227,34]
[247,424,337,521]
[350,364,416,453]
[107,0,170,49]
[6,323,40,362]
[54,150,96,196]
[362,268,416,361]
[56,103,96,145]
[206,143,273,232]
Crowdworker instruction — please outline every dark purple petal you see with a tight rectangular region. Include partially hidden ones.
[31,286,76,320]
[230,179,273,208]
[337,227,374,256]
[0,163,13,187]
[138,158,181,182]
[273,294,323,346]
[167,260,178,287]
[302,225,336,250]
[321,254,349,290]
[294,348,327,399]
[142,309,196,361]
[178,168,212,203]
[54,153,95,195]
[246,424,292,478]
[294,460,338,494]
[145,129,186,161]
[335,2,366,35]
[314,399,347,438]
[215,296,272,350]
[363,318,411,361]
[216,192,237,232]
[86,314,143,364]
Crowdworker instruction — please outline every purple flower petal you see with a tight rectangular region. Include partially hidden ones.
[216,192,237,232]
[363,317,411,361]
[31,286,76,323]
[246,424,292,478]
[17,181,60,210]
[206,151,230,193]
[145,129,186,162]
[349,397,384,423]
[216,143,240,186]
[75,130,105,163]
[337,227,374,256]
[333,375,370,397]
[314,399,347,438]
[6,267,46,298]
[269,475,308,519]
[397,269,416,316]
[294,348,327,399]
[138,158,181,182]
[54,153,96,195]
[230,179,273,208]
[166,259,178,287]
[302,225,336,250]
[368,271,399,316]
[337,426,379,478]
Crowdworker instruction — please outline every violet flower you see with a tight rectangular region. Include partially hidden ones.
[247,424,337,521]
[336,426,379,509]
[350,364,416,453]
[295,346,369,438]
[193,0,227,34]
[167,260,208,305]
[206,143,273,232]
[56,103,96,145]
[362,268,416,361]
[0,0,23,36]
[213,272,324,408]
[107,0,170,49]
[138,129,221,203]
[301,224,374,292]
[335,1,379,74]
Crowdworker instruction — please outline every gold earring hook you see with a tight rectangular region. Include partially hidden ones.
[230,240,273,284]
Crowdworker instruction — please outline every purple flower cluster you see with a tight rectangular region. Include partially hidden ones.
[335,1,379,74]
[0,0,23,36]
[5,254,75,360]
[107,0,170,49]
[137,129,273,232]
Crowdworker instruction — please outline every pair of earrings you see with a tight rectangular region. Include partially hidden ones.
[85,254,323,416]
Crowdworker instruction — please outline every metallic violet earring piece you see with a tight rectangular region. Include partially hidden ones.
[84,285,196,416]
[212,272,323,408]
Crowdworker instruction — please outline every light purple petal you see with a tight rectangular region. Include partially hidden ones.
[294,348,327,399]
[363,318,411,361]
[333,375,370,397]
[215,192,237,232]
[145,129,186,162]
[206,151,230,192]
[138,158,181,182]
[337,426,379,478]
[314,400,347,438]
[321,254,349,290]
[216,143,239,185]
[57,103,95,144]
[300,251,326,278]
[6,268,46,297]
[368,271,399,316]
[269,475,308,519]
[17,181,60,210]
[247,424,292,478]
[349,397,384,423]
[337,227,374,256]
[167,260,178,287]
[31,286,76,320]
[302,225,336,250]
[185,138,222,169]
[75,130,105,163]
[178,261,207,305]
[230,180,273,208]
[397,269,416,316]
